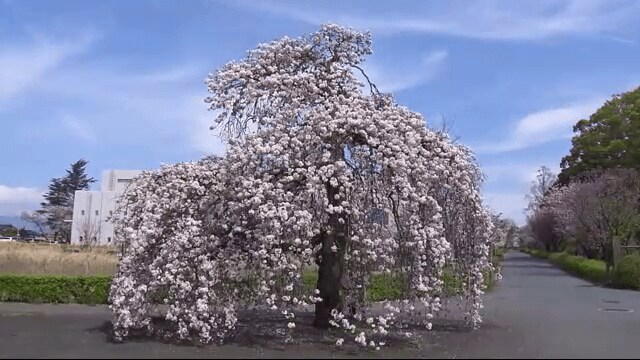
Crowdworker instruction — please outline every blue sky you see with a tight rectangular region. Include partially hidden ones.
[1,0,640,224]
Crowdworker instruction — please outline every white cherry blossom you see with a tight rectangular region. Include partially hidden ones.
[109,24,493,346]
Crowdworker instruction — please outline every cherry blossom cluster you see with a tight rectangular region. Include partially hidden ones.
[541,169,640,258]
[109,24,494,346]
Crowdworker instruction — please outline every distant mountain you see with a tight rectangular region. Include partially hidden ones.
[0,216,38,231]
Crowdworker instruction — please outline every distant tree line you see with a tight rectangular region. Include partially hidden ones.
[525,86,640,274]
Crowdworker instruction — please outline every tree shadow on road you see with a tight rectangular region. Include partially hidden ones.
[87,309,475,353]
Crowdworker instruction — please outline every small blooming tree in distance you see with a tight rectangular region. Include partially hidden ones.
[545,169,640,269]
[109,24,494,347]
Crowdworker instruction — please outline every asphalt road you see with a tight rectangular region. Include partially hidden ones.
[437,251,640,358]
[1,251,639,358]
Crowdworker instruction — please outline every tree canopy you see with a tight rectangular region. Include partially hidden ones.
[559,86,640,185]
[35,159,95,242]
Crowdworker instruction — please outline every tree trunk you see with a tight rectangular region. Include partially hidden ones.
[603,241,615,284]
[314,179,347,328]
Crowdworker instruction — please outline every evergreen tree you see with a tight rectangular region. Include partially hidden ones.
[39,159,96,242]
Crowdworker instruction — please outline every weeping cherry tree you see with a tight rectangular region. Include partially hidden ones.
[109,24,494,348]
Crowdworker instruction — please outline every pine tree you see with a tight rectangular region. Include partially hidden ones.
[40,159,96,242]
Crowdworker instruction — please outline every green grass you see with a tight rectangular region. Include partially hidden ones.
[368,273,405,301]
[302,264,499,303]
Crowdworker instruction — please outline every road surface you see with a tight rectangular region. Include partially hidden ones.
[1,251,639,358]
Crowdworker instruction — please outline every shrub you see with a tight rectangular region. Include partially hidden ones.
[0,275,111,304]
[527,249,549,259]
[563,242,577,255]
[562,254,586,273]
[493,247,506,261]
[546,252,606,283]
[613,254,640,290]
[547,252,566,263]
[575,259,607,283]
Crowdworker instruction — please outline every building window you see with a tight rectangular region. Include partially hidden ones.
[108,237,112,243]
[81,210,85,215]
[95,210,99,216]
[367,208,389,225]
[368,208,384,224]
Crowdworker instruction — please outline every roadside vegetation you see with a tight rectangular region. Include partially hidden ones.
[0,242,118,276]
[522,248,640,290]
[0,241,505,305]
[522,86,640,291]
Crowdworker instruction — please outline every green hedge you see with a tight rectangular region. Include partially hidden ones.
[536,251,607,283]
[524,249,640,290]
[0,258,503,304]
[613,254,640,290]
[0,275,111,304]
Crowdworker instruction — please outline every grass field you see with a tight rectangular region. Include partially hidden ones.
[0,242,118,276]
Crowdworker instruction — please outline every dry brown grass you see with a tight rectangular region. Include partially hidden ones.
[0,242,119,276]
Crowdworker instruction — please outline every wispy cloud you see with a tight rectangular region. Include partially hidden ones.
[134,64,202,83]
[234,0,640,41]
[473,99,605,154]
[360,50,448,93]
[14,60,224,155]
[0,185,43,216]
[483,164,542,186]
[0,31,97,102]
[61,115,97,143]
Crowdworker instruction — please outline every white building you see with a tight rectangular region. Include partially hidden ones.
[70,170,142,246]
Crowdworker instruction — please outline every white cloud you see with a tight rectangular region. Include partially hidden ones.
[482,164,542,186]
[14,61,223,155]
[61,115,97,143]
[134,64,202,83]
[0,185,43,216]
[358,50,448,93]
[482,192,528,225]
[0,31,97,101]
[473,99,604,154]
[235,0,640,41]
